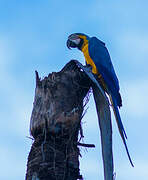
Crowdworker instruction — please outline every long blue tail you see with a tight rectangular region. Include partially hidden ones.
[110,95,134,167]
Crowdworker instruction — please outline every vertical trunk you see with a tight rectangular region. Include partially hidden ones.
[25,60,114,180]
[25,61,91,180]
[92,85,113,180]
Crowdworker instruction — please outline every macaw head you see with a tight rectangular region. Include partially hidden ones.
[67,33,90,50]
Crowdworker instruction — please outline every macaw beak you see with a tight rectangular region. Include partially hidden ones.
[66,34,80,49]
[66,39,77,49]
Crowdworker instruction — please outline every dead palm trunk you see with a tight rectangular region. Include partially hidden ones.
[25,60,113,180]
[25,60,91,180]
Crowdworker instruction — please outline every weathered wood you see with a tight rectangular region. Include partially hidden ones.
[92,85,113,180]
[26,60,91,180]
[26,60,114,180]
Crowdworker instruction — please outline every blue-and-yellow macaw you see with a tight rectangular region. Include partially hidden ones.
[67,33,133,167]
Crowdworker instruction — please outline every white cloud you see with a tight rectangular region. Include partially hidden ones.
[0,36,16,70]
[118,32,148,64]
[114,159,148,180]
[0,146,27,179]
[80,156,104,180]
[121,79,148,118]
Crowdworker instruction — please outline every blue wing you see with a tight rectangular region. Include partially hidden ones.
[88,37,134,166]
[88,37,122,107]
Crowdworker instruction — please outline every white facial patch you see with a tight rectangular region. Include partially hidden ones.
[71,38,81,45]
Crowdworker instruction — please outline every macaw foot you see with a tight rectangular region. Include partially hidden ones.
[73,60,108,102]
[83,64,92,72]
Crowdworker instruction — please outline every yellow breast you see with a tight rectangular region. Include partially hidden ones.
[81,43,107,91]
[81,44,98,74]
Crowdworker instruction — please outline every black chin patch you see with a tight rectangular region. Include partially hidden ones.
[77,39,84,50]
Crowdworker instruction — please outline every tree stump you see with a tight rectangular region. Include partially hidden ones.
[26,60,91,180]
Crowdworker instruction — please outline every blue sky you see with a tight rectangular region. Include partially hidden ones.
[0,1,148,179]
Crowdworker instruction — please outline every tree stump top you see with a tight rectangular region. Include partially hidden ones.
[30,60,91,138]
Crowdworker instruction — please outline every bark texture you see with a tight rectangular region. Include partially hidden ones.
[26,60,91,180]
